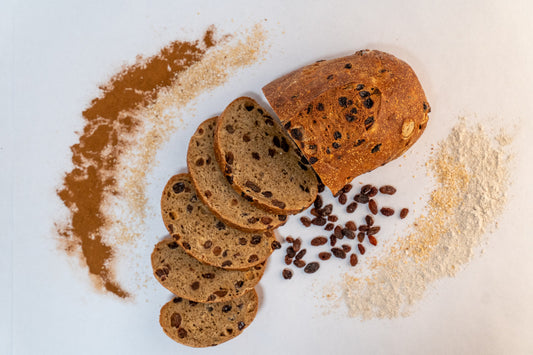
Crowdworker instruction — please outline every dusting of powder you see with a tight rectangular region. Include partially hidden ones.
[342,118,513,319]
[102,24,268,294]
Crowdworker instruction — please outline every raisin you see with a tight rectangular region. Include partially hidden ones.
[282,269,293,280]
[354,139,365,147]
[311,217,327,226]
[280,137,290,152]
[167,241,179,249]
[216,221,226,230]
[361,184,373,195]
[318,252,331,260]
[222,260,233,267]
[358,225,369,232]
[345,221,357,231]
[295,249,307,260]
[271,240,282,250]
[191,282,200,290]
[245,105,254,111]
[222,305,232,313]
[247,217,258,224]
[213,246,222,256]
[364,98,374,108]
[177,328,187,338]
[225,125,235,133]
[272,200,286,209]
[331,247,346,259]
[304,262,320,273]
[350,253,358,266]
[364,116,375,130]
[342,184,353,193]
[203,240,213,249]
[332,142,340,149]
[328,215,338,222]
[294,259,306,268]
[278,215,287,221]
[345,113,356,122]
[317,103,325,111]
[334,131,342,140]
[356,84,364,90]
[365,215,374,226]
[251,152,260,160]
[290,128,303,140]
[285,255,293,265]
[368,226,380,235]
[262,191,273,198]
[248,255,259,263]
[202,273,215,279]
[293,238,302,252]
[321,204,333,215]
[314,195,323,209]
[369,199,378,214]
[273,136,281,147]
[243,134,251,142]
[300,216,312,227]
[245,181,261,193]
[334,225,343,239]
[268,148,276,157]
[195,158,204,166]
[317,182,325,193]
[369,187,378,197]
[260,217,272,225]
[357,232,365,242]
[400,208,409,219]
[368,235,378,246]
[346,202,358,213]
[250,235,262,245]
[172,182,185,194]
[311,236,328,246]
[341,228,355,239]
[338,193,347,205]
[286,246,296,258]
[225,152,234,164]
[284,121,291,130]
[342,244,352,253]
[170,313,182,328]
[371,144,381,153]
[381,207,394,216]
[354,194,369,203]
[379,185,397,195]
[359,90,370,98]
[330,235,337,246]
[358,244,366,254]
[338,97,348,107]
[238,321,246,330]
[325,223,334,231]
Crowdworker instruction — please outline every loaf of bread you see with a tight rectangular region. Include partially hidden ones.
[160,290,258,347]
[187,117,287,232]
[161,174,277,270]
[263,50,430,195]
[151,238,265,303]
[213,97,318,214]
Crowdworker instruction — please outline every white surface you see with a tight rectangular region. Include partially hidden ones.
[3,0,533,354]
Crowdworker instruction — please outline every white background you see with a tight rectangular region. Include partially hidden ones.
[2,0,533,354]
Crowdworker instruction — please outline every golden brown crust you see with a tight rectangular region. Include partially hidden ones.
[263,50,430,194]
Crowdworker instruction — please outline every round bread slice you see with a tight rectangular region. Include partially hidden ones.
[188,117,287,232]
[161,174,277,270]
[213,97,318,214]
[160,290,258,348]
[151,238,265,303]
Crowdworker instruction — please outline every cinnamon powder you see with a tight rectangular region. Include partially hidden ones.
[57,28,217,298]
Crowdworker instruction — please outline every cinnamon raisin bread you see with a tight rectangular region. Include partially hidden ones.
[263,50,430,195]
[161,174,277,269]
[160,290,258,347]
[213,97,318,214]
[187,117,286,232]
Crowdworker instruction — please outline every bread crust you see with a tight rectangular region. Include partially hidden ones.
[263,50,430,194]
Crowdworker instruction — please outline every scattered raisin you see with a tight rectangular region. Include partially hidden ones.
[331,247,346,259]
[361,184,373,195]
[321,204,333,216]
[400,208,409,219]
[346,202,358,213]
[304,262,320,273]
[311,217,327,226]
[271,241,282,250]
[368,187,378,197]
[354,194,369,204]
[282,269,293,280]
[358,244,366,255]
[358,225,369,232]
[341,228,355,239]
[294,259,306,268]
[325,223,334,231]
[342,244,352,253]
[328,215,338,222]
[170,313,182,328]
[286,246,296,258]
[365,215,374,226]
[319,252,331,260]
[350,253,358,266]
[379,185,397,195]
[334,226,343,239]
[330,235,337,246]
[314,195,323,209]
[300,216,311,227]
[357,232,365,243]
[285,255,293,265]
[250,235,262,245]
[367,226,380,235]
[369,199,378,214]
[345,221,357,231]
[338,193,347,205]
[311,236,328,246]
[381,207,394,216]
[293,238,302,252]
[368,235,378,246]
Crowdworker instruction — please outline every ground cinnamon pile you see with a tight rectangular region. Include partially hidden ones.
[57,28,218,298]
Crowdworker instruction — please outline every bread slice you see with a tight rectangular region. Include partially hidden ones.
[213,97,318,214]
[160,290,258,348]
[263,50,430,194]
[161,174,277,270]
[151,238,265,303]
[187,117,287,232]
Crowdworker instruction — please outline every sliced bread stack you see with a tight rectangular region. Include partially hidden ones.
[153,97,318,348]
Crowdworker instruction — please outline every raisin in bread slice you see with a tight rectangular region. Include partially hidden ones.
[151,238,265,303]
[161,174,277,270]
[213,97,318,214]
[187,117,287,232]
[160,290,258,348]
